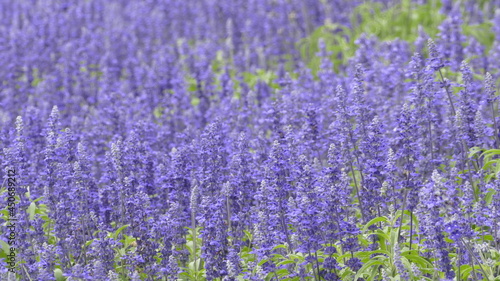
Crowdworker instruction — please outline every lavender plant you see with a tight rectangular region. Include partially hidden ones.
[1,0,500,280]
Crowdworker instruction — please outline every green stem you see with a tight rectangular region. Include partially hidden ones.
[21,264,33,281]
[409,210,413,251]
[191,212,198,277]
[308,250,319,281]
[349,162,365,222]
[438,69,456,116]
[462,238,491,281]
[490,102,500,147]
[397,189,409,243]
[457,248,461,281]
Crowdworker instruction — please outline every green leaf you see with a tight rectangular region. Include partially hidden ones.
[188,259,202,272]
[353,260,385,280]
[275,268,290,276]
[481,234,494,241]
[272,244,287,251]
[356,249,391,260]
[485,173,495,183]
[363,216,388,232]
[153,106,163,118]
[481,149,500,158]
[191,96,200,106]
[0,240,10,254]
[271,254,285,261]
[485,188,496,205]
[401,252,433,268]
[32,196,45,203]
[460,264,489,280]
[288,254,305,262]
[27,202,36,220]
[186,240,195,254]
[482,159,498,170]
[123,235,137,247]
[390,227,399,249]
[178,271,192,279]
[244,230,253,241]
[112,224,130,239]
[468,146,484,158]
[54,268,65,281]
[258,259,269,266]
[373,230,390,251]
[277,259,296,266]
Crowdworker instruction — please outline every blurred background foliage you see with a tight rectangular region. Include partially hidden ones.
[297,0,496,77]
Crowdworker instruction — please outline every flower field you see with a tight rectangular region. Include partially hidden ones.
[2,0,500,280]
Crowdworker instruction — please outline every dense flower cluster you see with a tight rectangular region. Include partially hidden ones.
[1,0,500,280]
